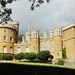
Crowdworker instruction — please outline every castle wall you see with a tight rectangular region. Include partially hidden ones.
[63,25,75,58]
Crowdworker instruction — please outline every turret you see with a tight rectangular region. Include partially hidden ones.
[31,28,39,38]
[26,31,31,42]
[54,27,62,36]
[50,30,54,38]
[44,30,48,38]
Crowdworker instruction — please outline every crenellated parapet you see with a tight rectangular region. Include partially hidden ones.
[0,21,19,32]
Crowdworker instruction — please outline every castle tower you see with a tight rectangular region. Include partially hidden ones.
[0,22,19,54]
[50,30,54,38]
[53,27,62,59]
[54,27,62,36]
[26,31,31,42]
[21,35,25,43]
[44,30,48,38]
[30,28,40,53]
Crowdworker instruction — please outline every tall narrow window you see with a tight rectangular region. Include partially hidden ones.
[10,37,13,42]
[3,36,6,41]
[45,41,49,50]
[17,47,21,53]
[10,47,13,53]
[50,41,54,52]
[26,46,29,52]
[10,30,13,34]
[3,46,7,53]
[40,42,44,51]
[4,29,6,33]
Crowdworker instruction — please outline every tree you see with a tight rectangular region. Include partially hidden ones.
[36,50,50,62]
[14,53,24,61]
[24,52,29,59]
[62,47,67,59]
[0,0,52,23]
[1,54,13,60]
[27,52,36,60]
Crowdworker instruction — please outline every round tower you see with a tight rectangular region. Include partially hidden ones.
[0,22,19,54]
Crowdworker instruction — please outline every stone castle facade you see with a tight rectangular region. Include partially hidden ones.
[0,22,75,59]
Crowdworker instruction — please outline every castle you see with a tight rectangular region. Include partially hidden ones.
[0,22,75,59]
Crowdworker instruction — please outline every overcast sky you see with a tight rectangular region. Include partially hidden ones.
[7,0,75,36]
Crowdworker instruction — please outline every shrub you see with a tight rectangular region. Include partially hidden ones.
[36,50,50,63]
[27,52,36,60]
[55,59,65,65]
[24,52,29,59]
[1,54,13,60]
[14,53,24,61]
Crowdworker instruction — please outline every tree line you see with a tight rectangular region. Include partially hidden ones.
[0,50,52,63]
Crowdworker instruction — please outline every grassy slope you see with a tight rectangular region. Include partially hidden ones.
[0,62,75,75]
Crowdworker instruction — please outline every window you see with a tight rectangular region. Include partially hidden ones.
[50,41,54,52]
[3,46,7,53]
[57,53,59,57]
[10,47,13,53]
[4,29,6,33]
[26,46,29,52]
[10,37,13,42]
[3,36,6,41]
[17,47,21,53]
[10,30,13,34]
[57,44,59,50]
[40,42,44,51]
[45,41,49,50]
[33,33,35,37]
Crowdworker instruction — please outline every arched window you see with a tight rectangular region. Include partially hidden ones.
[10,47,13,53]
[10,37,13,42]
[45,41,49,50]
[3,36,6,41]
[17,47,21,53]
[26,46,29,52]
[40,42,44,51]
[50,41,54,52]
[3,46,7,53]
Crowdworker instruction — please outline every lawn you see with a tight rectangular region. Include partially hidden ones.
[0,61,75,75]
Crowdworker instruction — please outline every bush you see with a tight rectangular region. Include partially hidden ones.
[55,59,65,65]
[1,54,13,60]
[24,52,29,59]
[36,50,50,63]
[27,52,36,60]
[14,53,24,61]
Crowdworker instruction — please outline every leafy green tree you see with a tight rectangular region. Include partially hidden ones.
[1,54,13,60]
[14,53,24,61]
[27,52,36,60]
[24,52,29,59]
[62,47,67,59]
[36,50,50,62]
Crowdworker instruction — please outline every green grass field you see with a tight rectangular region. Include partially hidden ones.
[0,61,75,75]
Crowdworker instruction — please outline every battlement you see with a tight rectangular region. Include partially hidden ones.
[0,22,19,31]
[63,23,75,31]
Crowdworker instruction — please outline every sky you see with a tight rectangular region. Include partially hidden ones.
[7,0,75,36]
